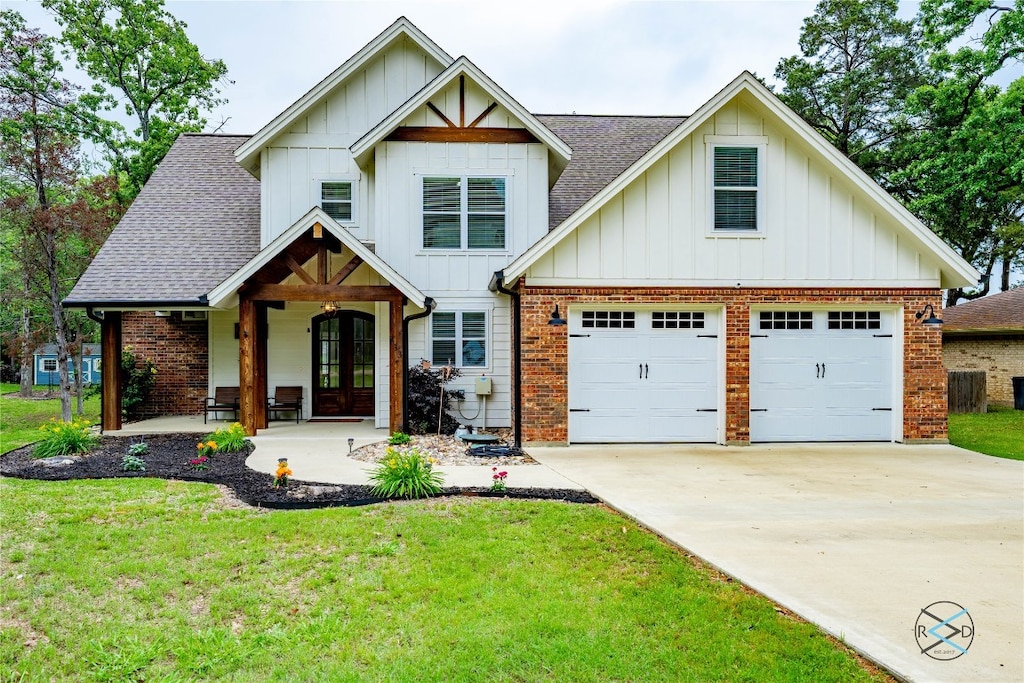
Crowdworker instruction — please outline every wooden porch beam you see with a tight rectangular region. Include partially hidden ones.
[100,312,122,431]
[239,297,257,436]
[317,245,328,285]
[468,102,498,128]
[327,255,364,286]
[283,254,315,285]
[245,283,403,302]
[426,102,457,128]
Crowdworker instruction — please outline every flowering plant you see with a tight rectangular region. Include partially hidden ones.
[273,458,293,488]
[33,417,98,458]
[196,440,218,457]
[368,447,444,499]
[490,467,508,492]
[189,455,210,471]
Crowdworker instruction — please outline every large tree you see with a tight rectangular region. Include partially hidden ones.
[41,0,229,196]
[0,10,120,413]
[774,0,926,176]
[891,0,1023,304]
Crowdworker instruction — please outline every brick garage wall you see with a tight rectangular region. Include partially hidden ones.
[518,286,946,445]
[123,312,209,417]
[943,335,1024,405]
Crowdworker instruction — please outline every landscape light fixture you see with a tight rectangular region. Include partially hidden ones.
[548,304,567,326]
[347,437,354,454]
[915,303,943,328]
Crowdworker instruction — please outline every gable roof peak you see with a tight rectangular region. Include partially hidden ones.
[234,16,454,172]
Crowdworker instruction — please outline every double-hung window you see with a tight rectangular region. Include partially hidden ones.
[422,176,506,250]
[707,137,766,233]
[319,180,354,223]
[431,311,487,368]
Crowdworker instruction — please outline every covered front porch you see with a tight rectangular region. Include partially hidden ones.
[95,209,432,436]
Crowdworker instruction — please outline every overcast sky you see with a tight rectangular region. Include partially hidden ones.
[8,0,837,134]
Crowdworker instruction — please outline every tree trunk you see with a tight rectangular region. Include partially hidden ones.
[19,299,33,397]
[1001,255,1010,292]
[74,320,84,415]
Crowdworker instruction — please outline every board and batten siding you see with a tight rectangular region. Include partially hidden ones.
[260,39,446,246]
[528,94,942,287]
[373,140,549,292]
[406,294,512,430]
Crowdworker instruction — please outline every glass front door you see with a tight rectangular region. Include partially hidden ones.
[312,312,374,416]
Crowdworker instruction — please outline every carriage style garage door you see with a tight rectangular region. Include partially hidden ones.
[568,309,719,443]
[750,310,895,442]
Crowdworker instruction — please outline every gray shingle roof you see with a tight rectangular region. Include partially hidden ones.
[943,288,1024,333]
[64,134,260,306]
[536,114,686,228]
[66,116,685,305]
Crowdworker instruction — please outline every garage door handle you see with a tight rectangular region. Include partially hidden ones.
[639,363,643,379]
[569,408,590,412]
[821,363,825,378]
[816,362,820,378]
[644,363,648,379]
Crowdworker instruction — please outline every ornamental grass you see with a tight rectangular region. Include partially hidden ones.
[32,418,99,459]
[368,447,443,499]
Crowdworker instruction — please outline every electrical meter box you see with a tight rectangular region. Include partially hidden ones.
[474,376,492,396]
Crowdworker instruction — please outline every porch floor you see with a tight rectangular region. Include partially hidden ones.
[104,415,584,490]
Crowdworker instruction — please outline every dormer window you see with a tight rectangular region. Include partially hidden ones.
[422,175,506,250]
[320,181,354,223]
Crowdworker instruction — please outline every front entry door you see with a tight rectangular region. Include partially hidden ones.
[312,312,374,416]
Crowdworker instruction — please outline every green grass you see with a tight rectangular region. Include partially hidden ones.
[0,479,890,682]
[0,383,100,454]
[949,405,1024,460]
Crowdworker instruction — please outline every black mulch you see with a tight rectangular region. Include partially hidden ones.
[0,433,597,509]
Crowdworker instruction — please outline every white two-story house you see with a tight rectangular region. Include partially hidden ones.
[66,17,978,446]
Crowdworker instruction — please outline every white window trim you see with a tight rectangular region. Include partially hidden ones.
[40,358,57,372]
[313,177,359,226]
[705,135,768,237]
[417,173,510,252]
[429,309,491,369]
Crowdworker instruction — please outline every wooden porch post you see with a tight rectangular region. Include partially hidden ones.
[389,298,404,433]
[255,303,268,430]
[239,297,257,435]
[100,312,122,431]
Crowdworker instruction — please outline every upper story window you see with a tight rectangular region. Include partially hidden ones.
[320,181,354,223]
[431,311,487,368]
[422,176,506,250]
[707,137,767,234]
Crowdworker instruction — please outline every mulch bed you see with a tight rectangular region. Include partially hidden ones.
[0,433,596,509]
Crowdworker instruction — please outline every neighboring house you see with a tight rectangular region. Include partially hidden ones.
[34,344,102,386]
[942,288,1024,406]
[64,17,979,444]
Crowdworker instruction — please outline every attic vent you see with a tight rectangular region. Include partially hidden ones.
[181,310,208,321]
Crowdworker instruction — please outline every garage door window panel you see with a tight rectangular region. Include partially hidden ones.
[581,311,635,329]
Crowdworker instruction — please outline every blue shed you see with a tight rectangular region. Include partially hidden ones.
[33,344,102,386]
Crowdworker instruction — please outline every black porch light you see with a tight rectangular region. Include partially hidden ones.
[548,304,567,326]
[915,303,943,328]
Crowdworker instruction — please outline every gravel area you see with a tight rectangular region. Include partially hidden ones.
[1,433,595,508]
[350,430,539,467]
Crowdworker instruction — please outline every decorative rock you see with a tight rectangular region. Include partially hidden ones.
[351,431,536,467]
[36,456,81,467]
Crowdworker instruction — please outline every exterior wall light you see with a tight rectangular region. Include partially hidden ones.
[548,304,567,326]
[915,303,943,328]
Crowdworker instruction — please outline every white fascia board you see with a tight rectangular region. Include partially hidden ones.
[234,17,453,173]
[505,72,980,289]
[350,56,572,170]
[206,206,429,308]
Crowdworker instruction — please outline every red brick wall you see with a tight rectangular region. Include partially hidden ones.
[122,312,209,418]
[518,286,946,445]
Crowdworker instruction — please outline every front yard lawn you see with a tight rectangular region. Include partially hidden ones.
[949,405,1024,460]
[0,478,891,681]
[0,383,100,453]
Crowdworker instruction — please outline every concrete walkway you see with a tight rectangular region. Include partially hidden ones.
[526,443,1024,683]
[108,416,583,490]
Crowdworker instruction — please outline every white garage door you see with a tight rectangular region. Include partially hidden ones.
[569,310,719,443]
[750,310,895,442]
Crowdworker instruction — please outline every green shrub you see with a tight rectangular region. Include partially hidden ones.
[121,453,146,471]
[388,431,411,445]
[127,439,149,456]
[204,422,248,453]
[121,347,157,420]
[369,447,444,499]
[33,418,99,458]
[406,362,465,435]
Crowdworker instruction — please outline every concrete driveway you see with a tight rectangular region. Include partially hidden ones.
[526,443,1023,683]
